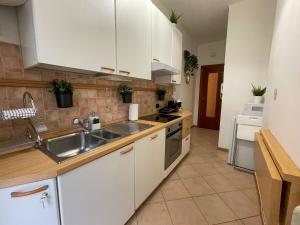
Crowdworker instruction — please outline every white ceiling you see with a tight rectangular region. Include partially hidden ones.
[160,0,241,44]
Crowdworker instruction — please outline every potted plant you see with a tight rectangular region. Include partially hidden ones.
[49,79,74,108]
[157,88,166,101]
[251,84,266,104]
[169,10,182,24]
[184,50,199,84]
[118,84,133,103]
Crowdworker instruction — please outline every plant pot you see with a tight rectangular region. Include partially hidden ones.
[56,93,73,108]
[121,93,132,103]
[157,93,165,101]
[253,96,263,104]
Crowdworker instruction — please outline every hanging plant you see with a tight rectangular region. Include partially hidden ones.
[49,79,74,108]
[169,10,182,24]
[184,50,199,84]
[118,84,133,103]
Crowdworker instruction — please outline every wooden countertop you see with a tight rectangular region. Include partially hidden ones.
[0,111,192,189]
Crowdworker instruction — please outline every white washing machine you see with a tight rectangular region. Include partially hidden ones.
[228,103,264,172]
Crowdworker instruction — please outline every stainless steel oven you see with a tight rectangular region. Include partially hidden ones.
[165,121,182,170]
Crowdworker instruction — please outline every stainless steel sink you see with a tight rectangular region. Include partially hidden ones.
[39,121,153,163]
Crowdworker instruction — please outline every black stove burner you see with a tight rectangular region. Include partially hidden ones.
[140,114,181,123]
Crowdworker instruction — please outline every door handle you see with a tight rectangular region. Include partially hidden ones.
[220,83,223,100]
[120,146,134,155]
[11,185,49,198]
[150,134,158,140]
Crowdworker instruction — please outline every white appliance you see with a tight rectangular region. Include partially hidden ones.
[229,103,264,172]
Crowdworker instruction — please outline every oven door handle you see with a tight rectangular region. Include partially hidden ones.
[166,128,182,138]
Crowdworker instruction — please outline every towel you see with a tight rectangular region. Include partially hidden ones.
[0,108,37,120]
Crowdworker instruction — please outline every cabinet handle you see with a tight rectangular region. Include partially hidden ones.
[185,137,189,141]
[153,58,160,62]
[101,67,115,72]
[120,146,134,155]
[119,70,131,75]
[150,134,158,140]
[172,80,176,83]
[11,185,49,198]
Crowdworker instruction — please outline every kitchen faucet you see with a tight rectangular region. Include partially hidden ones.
[73,118,91,133]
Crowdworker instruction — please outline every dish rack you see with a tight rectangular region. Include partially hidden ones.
[0,92,47,156]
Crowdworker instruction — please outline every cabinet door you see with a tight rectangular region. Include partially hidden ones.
[58,144,135,225]
[152,3,172,66]
[19,0,116,73]
[0,179,60,225]
[134,129,165,208]
[116,0,151,80]
[171,25,183,72]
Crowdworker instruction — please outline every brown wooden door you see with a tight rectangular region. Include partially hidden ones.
[198,64,224,130]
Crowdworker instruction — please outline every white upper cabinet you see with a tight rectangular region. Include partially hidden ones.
[116,0,152,80]
[151,3,172,66]
[57,144,135,225]
[18,0,116,74]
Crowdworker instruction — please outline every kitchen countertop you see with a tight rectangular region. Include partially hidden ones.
[0,111,192,189]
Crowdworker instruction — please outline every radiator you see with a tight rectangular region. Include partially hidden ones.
[292,206,300,225]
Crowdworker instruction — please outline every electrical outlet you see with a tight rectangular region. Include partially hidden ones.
[156,104,160,108]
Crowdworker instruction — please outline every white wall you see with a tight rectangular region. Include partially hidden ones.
[193,40,226,125]
[152,0,198,113]
[264,0,300,167]
[0,6,19,44]
[218,0,276,149]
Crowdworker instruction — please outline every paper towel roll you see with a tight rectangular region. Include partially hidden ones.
[129,104,138,121]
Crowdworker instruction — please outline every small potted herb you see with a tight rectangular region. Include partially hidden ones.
[49,79,74,108]
[169,10,182,24]
[118,84,133,103]
[251,84,267,104]
[157,88,166,101]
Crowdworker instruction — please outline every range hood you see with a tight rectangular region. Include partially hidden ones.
[151,61,179,76]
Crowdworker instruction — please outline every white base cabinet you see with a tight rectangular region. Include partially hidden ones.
[182,135,191,156]
[0,179,60,225]
[134,129,165,208]
[57,144,135,225]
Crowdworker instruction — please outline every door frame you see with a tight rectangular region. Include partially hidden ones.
[197,64,224,130]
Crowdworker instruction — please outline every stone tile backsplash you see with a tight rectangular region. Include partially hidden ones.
[0,42,173,141]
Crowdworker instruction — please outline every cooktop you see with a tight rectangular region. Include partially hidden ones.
[139,114,181,123]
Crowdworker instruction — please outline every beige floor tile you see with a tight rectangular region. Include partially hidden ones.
[125,215,137,225]
[136,202,173,225]
[181,177,215,196]
[242,216,263,225]
[166,171,180,181]
[176,164,199,178]
[192,163,220,176]
[223,172,256,190]
[203,174,238,193]
[182,154,207,164]
[242,188,259,205]
[194,194,237,224]
[146,188,164,204]
[219,221,243,225]
[219,191,260,219]
[213,162,236,174]
[161,179,191,201]
[166,198,208,225]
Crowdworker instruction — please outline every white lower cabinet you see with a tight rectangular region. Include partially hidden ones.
[0,179,60,225]
[57,144,135,225]
[134,129,166,208]
[182,135,191,156]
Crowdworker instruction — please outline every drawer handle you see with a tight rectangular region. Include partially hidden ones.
[153,58,160,62]
[185,137,189,141]
[119,70,131,75]
[120,146,134,155]
[101,66,115,72]
[150,134,158,140]
[11,185,49,198]
[172,80,176,83]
